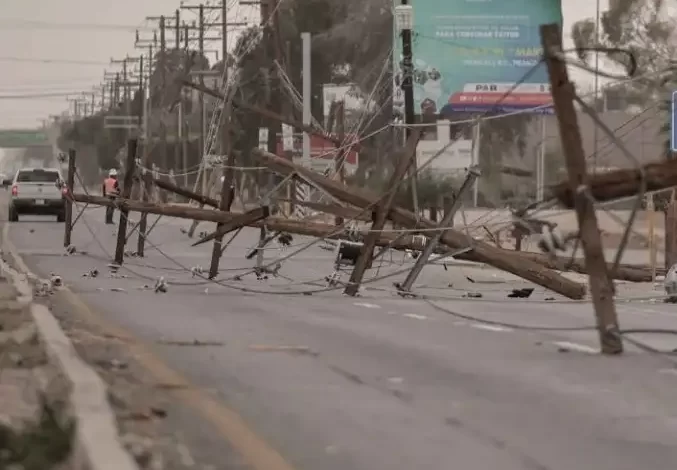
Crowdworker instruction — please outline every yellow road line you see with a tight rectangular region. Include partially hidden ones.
[2,223,297,470]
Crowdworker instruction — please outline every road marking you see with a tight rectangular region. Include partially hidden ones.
[470,324,513,332]
[353,302,380,309]
[3,224,298,470]
[552,341,599,354]
[403,313,426,320]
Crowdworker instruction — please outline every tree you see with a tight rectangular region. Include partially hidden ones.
[572,0,677,266]
[58,49,211,183]
[571,0,675,108]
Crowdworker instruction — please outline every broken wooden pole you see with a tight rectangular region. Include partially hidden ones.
[277,199,372,222]
[63,148,76,247]
[551,158,677,208]
[398,167,479,293]
[188,169,218,237]
[345,130,422,295]
[72,193,425,249]
[153,177,219,207]
[542,23,621,353]
[250,148,586,299]
[520,251,662,283]
[192,206,270,246]
[208,181,235,279]
[114,139,138,265]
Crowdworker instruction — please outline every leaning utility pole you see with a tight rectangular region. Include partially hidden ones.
[208,0,236,279]
[345,131,422,296]
[541,23,622,354]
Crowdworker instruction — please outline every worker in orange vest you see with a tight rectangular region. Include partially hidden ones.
[102,169,120,224]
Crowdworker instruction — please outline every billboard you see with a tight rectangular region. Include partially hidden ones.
[276,133,359,174]
[392,0,562,115]
[0,129,50,148]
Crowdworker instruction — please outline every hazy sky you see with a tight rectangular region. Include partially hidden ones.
[0,0,605,129]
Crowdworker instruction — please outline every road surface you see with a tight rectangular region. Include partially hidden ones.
[7,202,677,470]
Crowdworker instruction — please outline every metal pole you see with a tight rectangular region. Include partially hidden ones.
[398,168,479,292]
[592,0,600,173]
[472,119,480,206]
[400,0,418,215]
[301,32,311,167]
[537,115,546,202]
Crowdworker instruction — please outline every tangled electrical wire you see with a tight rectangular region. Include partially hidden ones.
[52,37,677,361]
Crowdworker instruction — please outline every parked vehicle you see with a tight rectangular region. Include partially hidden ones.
[8,168,67,222]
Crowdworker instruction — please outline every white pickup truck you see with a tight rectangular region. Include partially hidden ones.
[8,167,67,222]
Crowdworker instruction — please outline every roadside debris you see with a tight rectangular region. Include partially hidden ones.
[154,277,167,293]
[65,244,76,255]
[463,292,482,298]
[49,274,62,288]
[82,268,99,278]
[507,288,534,298]
[157,339,224,346]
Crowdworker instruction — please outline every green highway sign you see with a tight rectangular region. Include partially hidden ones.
[0,129,50,148]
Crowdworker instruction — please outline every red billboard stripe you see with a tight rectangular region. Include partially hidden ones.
[449,92,553,106]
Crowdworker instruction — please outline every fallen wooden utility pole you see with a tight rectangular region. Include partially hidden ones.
[153,177,219,206]
[345,130,422,295]
[551,158,677,208]
[153,175,656,282]
[519,251,662,283]
[71,193,426,250]
[250,148,586,299]
[541,23,622,353]
[277,199,372,222]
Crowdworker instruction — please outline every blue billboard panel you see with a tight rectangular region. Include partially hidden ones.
[393,0,563,116]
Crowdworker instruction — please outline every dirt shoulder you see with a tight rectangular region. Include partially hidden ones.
[0,276,74,469]
[20,262,247,470]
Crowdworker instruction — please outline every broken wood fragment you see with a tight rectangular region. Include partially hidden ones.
[551,159,677,208]
[192,206,270,246]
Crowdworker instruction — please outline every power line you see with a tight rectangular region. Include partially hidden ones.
[0,19,155,32]
[0,91,86,99]
[0,57,109,65]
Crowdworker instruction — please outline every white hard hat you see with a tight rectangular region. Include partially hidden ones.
[108,169,118,176]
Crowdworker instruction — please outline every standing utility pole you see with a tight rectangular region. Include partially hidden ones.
[208,0,236,279]
[198,5,206,194]
[301,32,311,168]
[541,24,622,354]
[181,21,190,188]
[160,16,168,173]
[63,149,76,247]
[398,1,419,215]
[114,139,138,265]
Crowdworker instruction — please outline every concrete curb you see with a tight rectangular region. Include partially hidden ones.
[1,223,139,470]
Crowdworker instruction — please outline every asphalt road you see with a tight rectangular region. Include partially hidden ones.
[7,203,677,470]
